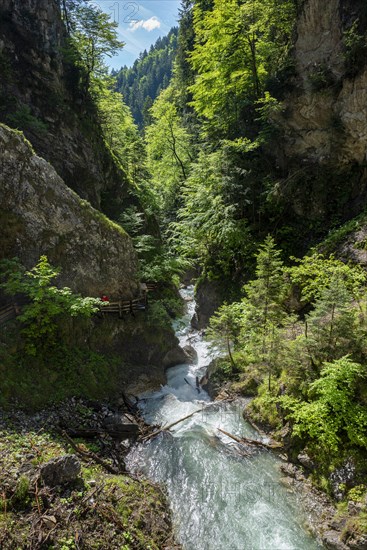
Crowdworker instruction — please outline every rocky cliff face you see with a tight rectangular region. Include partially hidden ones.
[0,123,138,298]
[0,123,182,388]
[0,0,133,215]
[260,0,367,235]
[280,0,367,165]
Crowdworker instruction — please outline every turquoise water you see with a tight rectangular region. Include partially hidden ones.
[126,288,322,550]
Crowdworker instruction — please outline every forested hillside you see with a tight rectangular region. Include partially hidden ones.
[114,27,178,128]
[140,1,367,543]
[1,0,367,547]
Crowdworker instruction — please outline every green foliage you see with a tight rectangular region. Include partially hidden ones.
[300,273,358,368]
[308,64,336,92]
[206,237,293,387]
[145,85,194,217]
[64,3,124,98]
[342,19,367,76]
[92,77,144,183]
[280,357,367,452]
[317,210,367,255]
[7,104,48,135]
[12,476,31,510]
[188,0,296,137]
[348,485,367,503]
[287,253,366,304]
[247,381,281,429]
[208,301,245,370]
[0,343,121,409]
[0,256,101,355]
[239,236,292,387]
[119,206,189,284]
[170,148,255,279]
[203,239,367,468]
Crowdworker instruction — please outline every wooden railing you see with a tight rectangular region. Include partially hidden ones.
[0,303,21,325]
[0,282,159,326]
[97,296,147,317]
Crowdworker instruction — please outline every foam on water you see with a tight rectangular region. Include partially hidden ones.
[126,286,323,550]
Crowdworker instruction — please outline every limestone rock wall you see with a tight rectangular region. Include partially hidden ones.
[280,0,367,166]
[0,0,133,215]
[0,124,138,299]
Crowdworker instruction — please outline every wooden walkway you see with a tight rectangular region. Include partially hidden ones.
[0,283,158,326]
[98,296,147,317]
[0,303,21,325]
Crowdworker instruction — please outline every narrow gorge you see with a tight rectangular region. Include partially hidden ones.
[1,0,367,549]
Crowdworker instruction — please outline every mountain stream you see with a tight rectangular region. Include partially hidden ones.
[126,287,323,550]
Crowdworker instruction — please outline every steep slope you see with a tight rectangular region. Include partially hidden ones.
[280,0,367,166]
[115,28,178,128]
[0,123,182,399]
[0,124,138,298]
[0,0,134,216]
[272,0,367,227]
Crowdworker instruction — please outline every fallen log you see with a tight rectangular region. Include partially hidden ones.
[62,431,121,475]
[141,409,203,441]
[243,412,267,436]
[217,428,283,450]
[63,426,139,439]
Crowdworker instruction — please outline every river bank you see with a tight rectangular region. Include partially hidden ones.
[125,286,325,550]
[202,384,367,550]
[0,398,180,549]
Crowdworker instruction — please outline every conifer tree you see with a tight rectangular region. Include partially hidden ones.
[240,236,290,389]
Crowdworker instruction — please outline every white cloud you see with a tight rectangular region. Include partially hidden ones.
[129,16,161,33]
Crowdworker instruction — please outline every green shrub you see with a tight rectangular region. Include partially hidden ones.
[7,105,48,135]
[308,64,336,91]
[343,19,367,77]
[279,357,367,453]
[0,256,101,356]
[12,476,31,510]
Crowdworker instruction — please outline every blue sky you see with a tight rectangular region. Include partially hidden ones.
[91,0,181,68]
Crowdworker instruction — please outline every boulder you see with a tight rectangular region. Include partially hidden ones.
[279,463,299,479]
[163,346,194,368]
[182,345,198,364]
[297,451,315,471]
[322,530,349,550]
[40,454,81,487]
[329,459,356,501]
[346,534,367,550]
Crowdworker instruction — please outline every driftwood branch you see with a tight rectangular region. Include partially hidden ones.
[242,413,266,436]
[218,428,283,450]
[62,431,120,475]
[141,410,203,441]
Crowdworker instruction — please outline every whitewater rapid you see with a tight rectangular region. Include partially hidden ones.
[126,286,322,550]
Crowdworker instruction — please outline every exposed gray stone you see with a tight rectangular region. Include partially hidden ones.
[0,124,139,298]
[182,345,198,364]
[0,0,136,213]
[40,455,81,487]
[163,346,194,368]
[322,530,349,550]
[297,451,315,471]
[329,459,356,501]
[280,463,299,479]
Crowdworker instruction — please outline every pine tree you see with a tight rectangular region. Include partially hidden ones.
[240,236,290,389]
[302,273,357,369]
